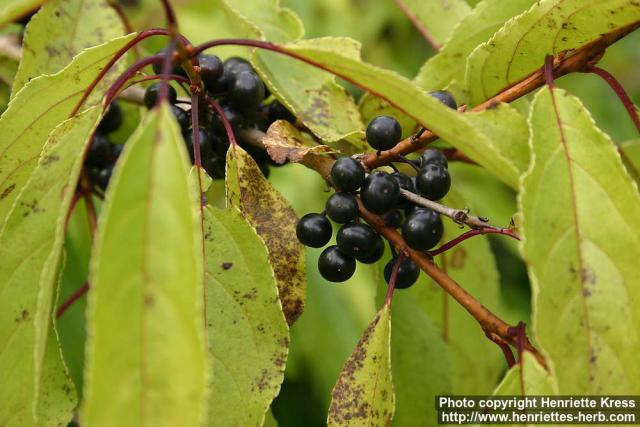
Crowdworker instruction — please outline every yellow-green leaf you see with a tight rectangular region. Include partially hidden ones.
[278,38,520,187]
[0,106,99,426]
[82,105,208,426]
[12,0,126,95]
[328,303,394,426]
[414,0,535,102]
[394,0,471,47]
[492,351,556,396]
[521,87,640,394]
[226,146,306,325]
[203,206,289,426]
[620,139,640,184]
[0,0,44,28]
[466,0,640,104]
[0,34,135,225]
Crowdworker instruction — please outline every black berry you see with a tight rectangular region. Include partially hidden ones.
[296,213,332,248]
[402,208,443,251]
[210,104,245,135]
[356,234,384,264]
[416,163,451,201]
[212,57,254,93]
[391,172,415,208]
[184,127,214,163]
[94,164,114,191]
[366,115,402,151]
[85,133,111,168]
[228,71,265,110]
[336,223,378,259]
[419,149,448,168]
[330,157,365,193]
[144,82,177,109]
[361,171,400,214]
[171,105,190,131]
[199,54,224,92]
[97,102,123,134]
[430,90,457,110]
[265,100,296,124]
[318,245,356,282]
[326,192,358,223]
[384,257,420,289]
[152,48,187,77]
[381,210,403,228]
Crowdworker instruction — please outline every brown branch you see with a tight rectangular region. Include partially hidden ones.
[357,200,547,369]
[361,21,640,169]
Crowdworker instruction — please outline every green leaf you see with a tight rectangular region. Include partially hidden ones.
[492,351,556,396]
[458,102,530,175]
[417,187,507,394]
[328,303,394,426]
[620,139,640,184]
[521,87,640,394]
[0,0,44,28]
[13,0,126,95]
[226,146,306,324]
[0,107,99,426]
[220,0,303,42]
[0,34,135,225]
[414,0,536,102]
[390,295,452,425]
[203,206,289,426]
[278,38,520,187]
[466,0,640,104]
[393,0,471,47]
[82,105,208,425]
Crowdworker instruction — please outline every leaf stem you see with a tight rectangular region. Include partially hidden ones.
[428,228,520,256]
[584,65,640,133]
[385,252,405,306]
[356,199,547,369]
[56,282,90,319]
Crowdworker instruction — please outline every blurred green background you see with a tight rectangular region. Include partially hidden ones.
[1,0,638,425]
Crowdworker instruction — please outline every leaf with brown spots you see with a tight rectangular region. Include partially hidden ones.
[328,303,394,427]
[521,87,640,394]
[0,107,100,426]
[263,120,335,164]
[203,206,289,426]
[0,34,135,227]
[12,0,126,95]
[226,146,306,325]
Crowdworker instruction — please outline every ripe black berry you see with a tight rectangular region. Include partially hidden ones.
[144,82,177,109]
[85,134,111,167]
[402,208,443,250]
[296,213,332,248]
[152,47,187,77]
[336,223,378,259]
[419,148,448,168]
[184,127,214,163]
[384,257,420,289]
[330,157,365,193]
[381,210,403,228]
[212,57,254,92]
[210,104,245,134]
[325,192,358,223]
[228,71,265,110]
[265,100,296,124]
[361,171,400,214]
[97,102,123,134]
[416,163,451,201]
[171,105,190,131]
[199,54,224,92]
[356,234,384,264]
[391,172,415,208]
[318,245,356,282]
[430,90,457,110]
[94,164,114,191]
[366,115,402,151]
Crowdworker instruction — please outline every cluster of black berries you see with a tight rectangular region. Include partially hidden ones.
[144,51,295,179]
[296,90,457,289]
[85,102,124,191]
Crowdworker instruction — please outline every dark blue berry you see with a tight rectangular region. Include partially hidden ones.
[228,71,265,110]
[199,54,224,92]
[356,234,384,264]
[144,82,177,109]
[97,102,123,134]
[384,257,420,289]
[336,223,378,259]
[318,245,356,282]
[430,90,457,110]
[296,213,332,248]
[419,149,448,168]
[416,163,451,201]
[402,208,443,251]
[361,171,400,214]
[366,115,402,151]
[330,158,365,193]
[326,192,358,223]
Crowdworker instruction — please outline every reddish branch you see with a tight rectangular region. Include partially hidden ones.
[358,201,547,369]
[56,282,90,319]
[585,65,640,133]
[428,228,520,257]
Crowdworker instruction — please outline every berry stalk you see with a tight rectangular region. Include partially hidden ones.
[585,65,640,133]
